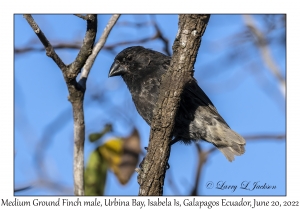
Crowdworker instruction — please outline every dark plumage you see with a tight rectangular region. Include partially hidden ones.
[108,46,246,161]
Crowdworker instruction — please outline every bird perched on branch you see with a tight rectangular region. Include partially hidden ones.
[108,46,246,162]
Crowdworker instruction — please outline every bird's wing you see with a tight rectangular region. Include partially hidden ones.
[184,78,230,127]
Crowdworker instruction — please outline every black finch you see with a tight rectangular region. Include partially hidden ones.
[108,46,246,161]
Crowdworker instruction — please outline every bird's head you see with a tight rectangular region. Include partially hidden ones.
[108,46,153,78]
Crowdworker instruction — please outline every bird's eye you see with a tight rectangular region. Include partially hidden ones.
[127,55,132,61]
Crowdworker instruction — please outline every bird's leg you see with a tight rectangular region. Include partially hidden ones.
[138,148,146,169]
[163,137,181,170]
[164,138,181,169]
[137,147,148,169]
[139,157,145,169]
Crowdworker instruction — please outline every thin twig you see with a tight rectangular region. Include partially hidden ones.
[79,14,120,88]
[14,186,32,193]
[69,14,98,77]
[34,108,72,183]
[16,16,172,57]
[166,169,182,195]
[243,15,286,97]
[117,21,153,27]
[190,144,208,195]
[74,14,90,20]
[244,134,285,140]
[103,35,158,52]
[151,16,171,56]
[23,14,66,71]
[15,43,81,54]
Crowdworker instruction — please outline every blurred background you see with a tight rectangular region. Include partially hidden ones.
[14,14,286,195]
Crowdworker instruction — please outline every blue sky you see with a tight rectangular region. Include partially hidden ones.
[14,14,286,196]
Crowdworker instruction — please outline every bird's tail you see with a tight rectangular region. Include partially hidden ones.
[211,124,246,162]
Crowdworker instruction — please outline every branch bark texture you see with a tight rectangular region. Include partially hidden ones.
[138,14,210,196]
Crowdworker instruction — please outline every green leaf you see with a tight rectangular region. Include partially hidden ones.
[89,124,113,142]
[84,150,108,196]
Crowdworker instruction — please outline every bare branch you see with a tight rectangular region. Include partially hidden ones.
[24,14,98,196]
[36,179,73,195]
[190,144,210,195]
[117,21,153,27]
[244,134,285,140]
[15,37,153,55]
[138,14,210,196]
[69,14,98,78]
[79,14,120,88]
[243,15,286,97]
[15,16,171,58]
[14,186,32,193]
[15,43,81,54]
[74,14,90,20]
[34,108,71,181]
[151,16,171,56]
[23,14,66,71]
[103,35,157,52]
[166,171,182,195]
[65,14,98,196]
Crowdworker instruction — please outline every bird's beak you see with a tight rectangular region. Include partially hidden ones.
[108,60,126,77]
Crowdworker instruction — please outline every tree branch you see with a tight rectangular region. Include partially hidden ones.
[151,16,171,56]
[138,14,210,196]
[79,14,120,88]
[14,185,32,193]
[15,16,172,57]
[243,15,286,97]
[74,14,91,21]
[68,14,98,79]
[24,14,98,196]
[23,14,66,71]
[65,14,97,196]
[190,144,207,195]
[244,134,285,140]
